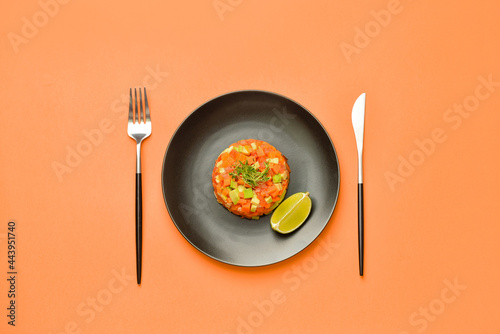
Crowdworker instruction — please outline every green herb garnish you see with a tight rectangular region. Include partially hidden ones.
[229,161,270,188]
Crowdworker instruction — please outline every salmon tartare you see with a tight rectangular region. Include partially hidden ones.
[212,139,290,219]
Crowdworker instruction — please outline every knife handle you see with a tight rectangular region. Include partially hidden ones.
[358,183,364,276]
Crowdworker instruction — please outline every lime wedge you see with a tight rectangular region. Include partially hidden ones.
[270,192,311,234]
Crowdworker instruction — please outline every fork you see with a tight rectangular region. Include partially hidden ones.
[128,87,152,285]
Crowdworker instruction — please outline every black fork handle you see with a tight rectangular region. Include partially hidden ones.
[136,173,142,285]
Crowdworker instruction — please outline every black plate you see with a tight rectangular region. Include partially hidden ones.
[161,90,340,266]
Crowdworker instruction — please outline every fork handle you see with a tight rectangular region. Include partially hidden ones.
[136,172,142,285]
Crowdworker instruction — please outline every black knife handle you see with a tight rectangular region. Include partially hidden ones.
[136,173,142,285]
[358,183,364,276]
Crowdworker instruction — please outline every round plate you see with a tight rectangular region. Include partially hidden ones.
[161,90,340,266]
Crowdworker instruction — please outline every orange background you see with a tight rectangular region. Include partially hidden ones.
[1,0,499,333]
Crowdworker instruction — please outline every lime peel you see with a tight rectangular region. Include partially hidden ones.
[271,192,312,234]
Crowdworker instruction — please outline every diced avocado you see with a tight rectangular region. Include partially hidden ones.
[265,196,273,204]
[234,146,240,152]
[274,183,283,191]
[221,194,228,202]
[267,158,279,164]
[230,179,237,189]
[251,215,259,219]
[250,204,258,213]
[216,160,223,167]
[251,196,260,205]
[251,142,257,150]
[239,146,249,155]
[229,189,239,205]
[243,188,254,199]
[218,146,233,157]
[272,174,282,183]
[253,161,260,169]
[280,172,287,180]
[237,185,245,192]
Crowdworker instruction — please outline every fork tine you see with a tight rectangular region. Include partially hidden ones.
[128,88,133,123]
[134,88,139,123]
[144,87,151,122]
[139,88,144,124]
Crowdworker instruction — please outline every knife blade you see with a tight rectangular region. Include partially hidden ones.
[351,93,366,276]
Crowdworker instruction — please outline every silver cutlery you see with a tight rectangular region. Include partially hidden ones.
[351,92,366,276]
[128,87,152,285]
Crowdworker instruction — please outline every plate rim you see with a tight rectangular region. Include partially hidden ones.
[161,89,341,267]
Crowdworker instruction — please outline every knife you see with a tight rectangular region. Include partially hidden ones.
[351,93,366,276]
